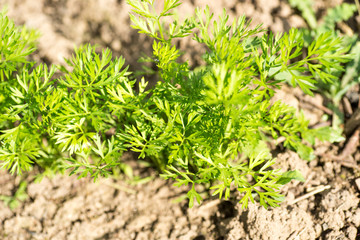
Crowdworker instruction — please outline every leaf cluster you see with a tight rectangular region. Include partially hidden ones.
[123,1,348,207]
[0,1,350,208]
[0,32,133,180]
[288,0,360,128]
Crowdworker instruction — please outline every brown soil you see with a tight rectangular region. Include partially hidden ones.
[1,0,360,239]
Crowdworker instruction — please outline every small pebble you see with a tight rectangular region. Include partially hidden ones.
[322,223,328,231]
[355,178,360,191]
[351,209,360,227]
[345,226,357,240]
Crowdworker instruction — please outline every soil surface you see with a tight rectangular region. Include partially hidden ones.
[1,0,360,239]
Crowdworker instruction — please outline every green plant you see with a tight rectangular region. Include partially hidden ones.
[0,1,350,209]
[0,181,28,210]
[288,0,360,128]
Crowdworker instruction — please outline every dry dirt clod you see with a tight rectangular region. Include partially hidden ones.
[345,225,357,240]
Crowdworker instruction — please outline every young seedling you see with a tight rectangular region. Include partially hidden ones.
[0,1,351,208]
[124,0,349,208]
[288,0,360,130]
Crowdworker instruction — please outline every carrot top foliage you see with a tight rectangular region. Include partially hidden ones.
[0,1,350,208]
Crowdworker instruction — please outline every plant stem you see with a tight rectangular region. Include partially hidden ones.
[157,18,165,41]
[151,2,165,41]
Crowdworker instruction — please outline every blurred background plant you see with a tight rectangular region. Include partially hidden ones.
[288,0,360,132]
[0,181,28,210]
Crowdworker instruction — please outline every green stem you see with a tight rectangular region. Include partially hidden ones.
[156,18,165,41]
[150,3,165,42]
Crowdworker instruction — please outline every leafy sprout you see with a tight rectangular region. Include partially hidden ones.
[0,1,351,208]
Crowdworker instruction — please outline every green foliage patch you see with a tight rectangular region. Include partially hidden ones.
[288,0,360,128]
[0,1,351,208]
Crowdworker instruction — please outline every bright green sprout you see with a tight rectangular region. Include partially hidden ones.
[0,1,351,209]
